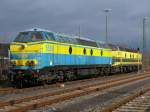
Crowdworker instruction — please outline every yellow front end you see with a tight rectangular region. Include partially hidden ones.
[10,42,44,69]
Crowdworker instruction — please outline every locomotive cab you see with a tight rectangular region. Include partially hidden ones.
[10,28,56,87]
[10,28,55,69]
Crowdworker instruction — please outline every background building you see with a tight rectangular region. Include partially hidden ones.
[0,43,10,80]
[0,43,10,58]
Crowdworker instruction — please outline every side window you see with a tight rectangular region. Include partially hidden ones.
[60,37,66,43]
[71,38,78,44]
[63,37,70,43]
[69,46,72,54]
[46,32,55,41]
[55,36,66,43]
[83,48,86,55]
[59,36,69,43]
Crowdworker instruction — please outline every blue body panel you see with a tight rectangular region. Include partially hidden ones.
[11,53,112,70]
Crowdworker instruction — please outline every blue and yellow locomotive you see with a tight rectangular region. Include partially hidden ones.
[10,28,142,87]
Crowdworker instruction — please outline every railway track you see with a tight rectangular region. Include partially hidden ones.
[114,89,150,112]
[0,73,149,112]
[0,72,145,95]
[0,88,14,92]
[0,77,101,95]
[101,85,150,112]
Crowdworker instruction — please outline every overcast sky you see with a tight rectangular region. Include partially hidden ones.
[0,0,150,50]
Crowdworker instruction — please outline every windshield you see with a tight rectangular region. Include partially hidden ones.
[14,31,45,42]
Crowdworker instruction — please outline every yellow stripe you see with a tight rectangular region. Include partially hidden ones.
[112,62,142,67]
[12,41,111,50]
[10,41,112,57]
[112,51,142,60]
[121,62,142,65]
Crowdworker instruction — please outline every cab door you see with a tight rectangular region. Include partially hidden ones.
[45,32,57,67]
[46,44,54,66]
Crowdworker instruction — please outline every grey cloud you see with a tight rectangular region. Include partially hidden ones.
[0,0,150,51]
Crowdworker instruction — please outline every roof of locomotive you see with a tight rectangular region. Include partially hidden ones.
[109,44,139,52]
[23,27,54,33]
[23,28,109,48]
[108,43,139,52]
[24,28,96,41]
[119,46,139,52]
[17,28,140,52]
[108,44,119,50]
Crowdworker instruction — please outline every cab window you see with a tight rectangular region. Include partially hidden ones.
[14,32,30,42]
[31,32,43,41]
[14,31,45,42]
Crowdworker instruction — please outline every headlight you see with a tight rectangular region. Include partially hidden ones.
[26,61,30,66]
[26,60,35,66]
[30,61,35,66]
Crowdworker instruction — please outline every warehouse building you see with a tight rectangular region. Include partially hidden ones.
[0,43,10,58]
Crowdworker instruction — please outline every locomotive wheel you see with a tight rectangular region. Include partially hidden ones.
[16,79,24,88]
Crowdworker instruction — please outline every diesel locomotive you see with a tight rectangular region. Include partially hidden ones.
[9,28,142,87]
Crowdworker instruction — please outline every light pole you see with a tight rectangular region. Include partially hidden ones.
[137,48,140,74]
[142,17,148,69]
[104,8,112,44]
